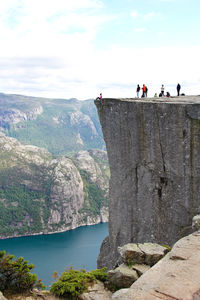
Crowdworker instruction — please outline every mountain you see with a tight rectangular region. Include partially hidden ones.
[0,93,105,156]
[0,133,109,239]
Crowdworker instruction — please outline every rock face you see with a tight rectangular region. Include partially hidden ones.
[112,231,200,300]
[119,243,168,266]
[0,104,43,128]
[95,96,200,269]
[79,281,112,300]
[0,133,109,239]
[107,242,168,290]
[108,264,139,289]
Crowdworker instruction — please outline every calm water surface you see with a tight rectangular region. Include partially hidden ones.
[0,223,108,288]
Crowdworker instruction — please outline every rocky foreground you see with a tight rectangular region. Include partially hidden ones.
[1,230,200,299]
[112,231,200,300]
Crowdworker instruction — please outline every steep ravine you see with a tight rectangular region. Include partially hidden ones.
[95,96,200,269]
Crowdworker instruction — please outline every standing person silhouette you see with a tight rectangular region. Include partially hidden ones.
[161,84,164,97]
[142,84,146,97]
[136,84,140,98]
[177,83,181,96]
[145,85,148,97]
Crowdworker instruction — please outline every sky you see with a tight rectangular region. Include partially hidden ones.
[0,0,200,100]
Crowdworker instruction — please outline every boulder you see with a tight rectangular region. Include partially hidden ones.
[107,264,138,289]
[79,281,112,300]
[132,264,150,276]
[119,243,168,266]
[3,291,61,300]
[118,244,144,264]
[111,289,133,300]
[112,231,200,299]
[0,292,7,300]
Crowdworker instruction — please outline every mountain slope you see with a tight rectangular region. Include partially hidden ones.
[0,93,105,155]
[0,133,109,239]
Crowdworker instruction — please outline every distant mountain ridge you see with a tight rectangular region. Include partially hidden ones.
[0,93,105,155]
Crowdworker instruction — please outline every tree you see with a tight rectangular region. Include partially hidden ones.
[0,251,45,293]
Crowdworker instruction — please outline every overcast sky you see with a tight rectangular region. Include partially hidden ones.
[0,0,199,99]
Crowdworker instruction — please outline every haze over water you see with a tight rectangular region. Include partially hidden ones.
[0,223,108,288]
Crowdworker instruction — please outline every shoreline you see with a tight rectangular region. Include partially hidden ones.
[0,220,108,241]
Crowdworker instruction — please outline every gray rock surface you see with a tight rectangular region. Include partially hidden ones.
[108,264,138,289]
[119,243,168,266]
[111,231,200,300]
[132,264,150,276]
[5,291,61,299]
[111,289,133,300]
[95,96,200,269]
[0,292,7,300]
[192,214,200,230]
[79,281,112,300]
[107,242,166,290]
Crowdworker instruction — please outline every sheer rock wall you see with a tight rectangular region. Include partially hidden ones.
[95,96,200,269]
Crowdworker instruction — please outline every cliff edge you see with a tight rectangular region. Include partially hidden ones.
[95,95,200,269]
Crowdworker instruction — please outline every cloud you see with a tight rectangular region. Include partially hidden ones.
[134,27,146,33]
[0,45,200,99]
[130,10,162,22]
[142,12,162,21]
[0,1,199,100]
[158,0,177,2]
[0,0,108,57]
[130,10,138,19]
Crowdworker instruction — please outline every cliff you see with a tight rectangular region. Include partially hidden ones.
[0,133,109,239]
[95,95,200,269]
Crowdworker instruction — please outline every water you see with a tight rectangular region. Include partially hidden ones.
[0,223,108,288]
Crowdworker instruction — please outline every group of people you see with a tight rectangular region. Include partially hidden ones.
[136,84,148,98]
[97,83,182,101]
[136,83,182,98]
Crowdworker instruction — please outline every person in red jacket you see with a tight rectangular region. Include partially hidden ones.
[142,84,146,97]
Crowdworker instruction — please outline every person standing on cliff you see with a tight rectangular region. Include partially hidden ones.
[145,85,148,97]
[136,84,140,98]
[177,83,181,96]
[142,84,146,97]
[161,84,164,97]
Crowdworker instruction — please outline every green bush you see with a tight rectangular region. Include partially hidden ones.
[89,267,107,282]
[0,251,45,293]
[50,267,107,299]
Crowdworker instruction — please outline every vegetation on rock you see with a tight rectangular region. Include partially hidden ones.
[0,251,45,293]
[50,267,107,299]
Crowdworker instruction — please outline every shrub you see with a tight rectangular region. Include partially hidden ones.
[89,267,107,282]
[50,267,107,299]
[0,250,45,293]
